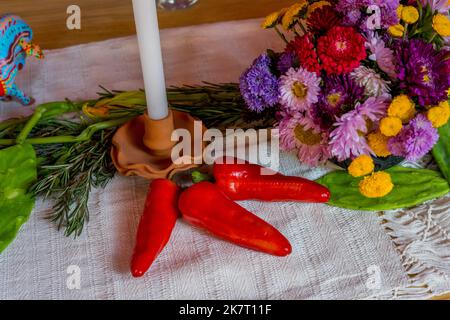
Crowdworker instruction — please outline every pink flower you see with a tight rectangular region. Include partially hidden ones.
[358,96,389,122]
[365,32,397,79]
[418,0,449,15]
[279,113,331,166]
[279,67,321,113]
[329,97,388,161]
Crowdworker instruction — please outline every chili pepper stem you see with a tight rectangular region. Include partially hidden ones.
[191,171,213,184]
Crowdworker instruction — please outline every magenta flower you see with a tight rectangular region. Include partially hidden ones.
[279,113,331,166]
[365,32,397,79]
[329,97,388,161]
[388,114,439,161]
[336,0,399,30]
[396,39,450,107]
[418,0,449,14]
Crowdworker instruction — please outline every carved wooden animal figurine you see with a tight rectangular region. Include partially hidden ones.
[0,14,43,105]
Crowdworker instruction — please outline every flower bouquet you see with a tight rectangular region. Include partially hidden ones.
[239,0,450,208]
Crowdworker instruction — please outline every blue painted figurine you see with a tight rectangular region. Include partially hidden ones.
[0,14,43,105]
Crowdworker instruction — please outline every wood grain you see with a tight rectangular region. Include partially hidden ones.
[431,292,450,300]
[2,0,297,49]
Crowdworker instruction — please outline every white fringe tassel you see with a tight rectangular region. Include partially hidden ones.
[371,194,450,299]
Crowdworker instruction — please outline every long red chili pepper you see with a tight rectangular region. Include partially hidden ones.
[178,181,292,256]
[130,179,180,278]
[213,158,330,203]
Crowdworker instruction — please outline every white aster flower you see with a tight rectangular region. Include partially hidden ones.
[350,66,391,98]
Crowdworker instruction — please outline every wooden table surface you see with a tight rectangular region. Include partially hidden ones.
[2,0,297,49]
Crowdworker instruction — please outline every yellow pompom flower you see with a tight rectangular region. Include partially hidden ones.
[367,131,392,158]
[432,14,450,37]
[388,24,405,37]
[427,101,450,128]
[282,1,308,30]
[401,6,419,24]
[396,5,404,19]
[348,155,375,178]
[359,172,394,198]
[388,95,416,123]
[261,11,281,29]
[306,1,331,17]
[380,117,403,137]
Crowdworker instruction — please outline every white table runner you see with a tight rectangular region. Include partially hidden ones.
[0,19,448,300]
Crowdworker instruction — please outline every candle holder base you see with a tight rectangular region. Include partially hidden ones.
[111,110,205,180]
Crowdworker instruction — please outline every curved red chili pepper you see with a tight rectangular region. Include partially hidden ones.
[178,181,292,256]
[213,158,330,203]
[130,179,180,278]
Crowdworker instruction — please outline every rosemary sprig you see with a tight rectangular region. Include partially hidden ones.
[168,83,276,129]
[31,125,116,237]
[0,83,275,237]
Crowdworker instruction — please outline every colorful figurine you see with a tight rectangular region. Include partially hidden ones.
[0,14,43,105]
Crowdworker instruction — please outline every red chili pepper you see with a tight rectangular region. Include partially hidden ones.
[130,179,180,278]
[178,181,292,256]
[213,158,330,203]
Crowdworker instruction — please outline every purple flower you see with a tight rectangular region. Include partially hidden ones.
[388,114,439,161]
[277,51,296,75]
[311,75,364,129]
[336,0,399,30]
[336,0,369,24]
[329,96,388,161]
[329,110,371,161]
[358,96,389,122]
[396,39,450,107]
[369,0,400,28]
[239,53,279,112]
[418,0,449,14]
[365,31,397,78]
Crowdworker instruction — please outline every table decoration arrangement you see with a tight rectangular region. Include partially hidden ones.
[0,0,449,281]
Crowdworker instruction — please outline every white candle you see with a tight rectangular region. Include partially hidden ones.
[132,0,169,120]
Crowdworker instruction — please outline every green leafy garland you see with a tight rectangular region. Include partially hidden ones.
[0,84,268,237]
[0,85,448,237]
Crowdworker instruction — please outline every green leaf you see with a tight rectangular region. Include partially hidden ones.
[0,143,37,254]
[433,121,450,183]
[316,166,449,211]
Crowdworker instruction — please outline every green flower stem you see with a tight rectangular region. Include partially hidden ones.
[16,101,85,144]
[416,0,423,19]
[16,105,48,144]
[429,32,437,42]
[1,101,88,133]
[274,26,289,44]
[1,117,132,146]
